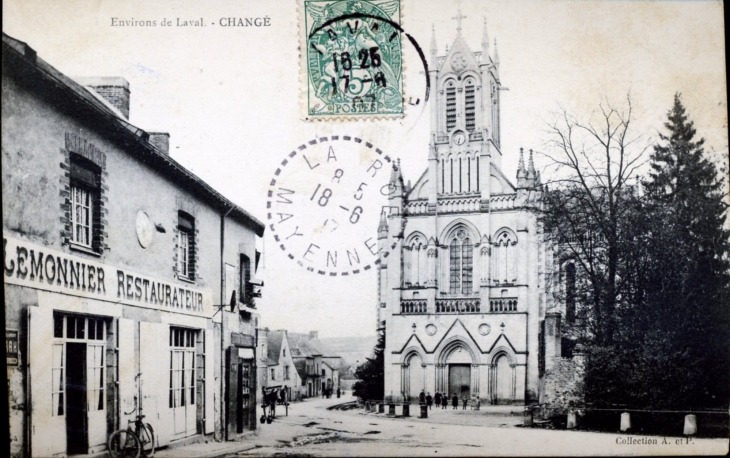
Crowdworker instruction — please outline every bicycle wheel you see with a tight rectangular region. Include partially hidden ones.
[108,429,141,458]
[139,423,156,457]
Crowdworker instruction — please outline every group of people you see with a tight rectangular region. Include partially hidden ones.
[418,390,481,410]
[321,387,342,399]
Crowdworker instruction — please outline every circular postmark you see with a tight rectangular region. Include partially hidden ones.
[267,135,399,276]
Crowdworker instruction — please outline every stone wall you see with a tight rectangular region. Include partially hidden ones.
[540,355,585,416]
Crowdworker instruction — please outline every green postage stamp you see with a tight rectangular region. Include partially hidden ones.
[300,0,404,120]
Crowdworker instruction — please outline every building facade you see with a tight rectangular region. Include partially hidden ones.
[266,330,301,402]
[3,33,264,457]
[377,20,552,405]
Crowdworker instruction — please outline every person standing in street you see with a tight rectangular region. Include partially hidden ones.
[434,391,442,409]
[419,389,426,405]
[426,392,433,410]
[462,395,468,410]
[452,393,458,409]
[442,393,448,409]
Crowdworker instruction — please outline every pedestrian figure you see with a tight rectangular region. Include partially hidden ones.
[419,389,426,405]
[452,393,458,409]
[462,395,468,410]
[434,392,442,408]
[475,397,481,411]
[337,387,341,398]
[426,392,433,410]
[442,394,448,409]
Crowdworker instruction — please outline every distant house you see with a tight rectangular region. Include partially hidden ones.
[288,331,346,398]
[266,330,300,402]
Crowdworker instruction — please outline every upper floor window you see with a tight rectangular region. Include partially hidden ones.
[240,254,251,304]
[284,365,290,380]
[493,231,516,284]
[177,212,195,279]
[70,155,101,249]
[445,81,457,131]
[464,79,476,131]
[449,229,473,294]
[270,368,275,381]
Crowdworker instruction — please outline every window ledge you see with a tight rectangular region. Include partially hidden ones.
[177,276,196,285]
[69,242,101,257]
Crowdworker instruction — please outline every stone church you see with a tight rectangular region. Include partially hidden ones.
[377,17,558,405]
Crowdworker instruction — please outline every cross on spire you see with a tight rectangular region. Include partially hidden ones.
[452,5,467,33]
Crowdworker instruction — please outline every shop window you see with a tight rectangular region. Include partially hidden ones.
[69,155,101,250]
[177,212,195,280]
[169,327,196,408]
[88,343,105,411]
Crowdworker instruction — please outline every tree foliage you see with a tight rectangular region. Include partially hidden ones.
[352,329,385,402]
[542,94,730,410]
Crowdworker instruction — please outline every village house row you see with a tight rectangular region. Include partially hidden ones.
[2,32,346,457]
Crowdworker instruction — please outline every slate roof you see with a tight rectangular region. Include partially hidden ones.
[266,330,285,366]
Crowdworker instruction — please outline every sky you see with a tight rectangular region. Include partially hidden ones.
[3,0,727,338]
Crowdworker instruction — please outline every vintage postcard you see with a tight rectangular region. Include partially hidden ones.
[2,0,728,457]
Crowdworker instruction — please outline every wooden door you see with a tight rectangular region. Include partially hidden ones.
[448,364,471,399]
[225,346,239,439]
[86,341,107,452]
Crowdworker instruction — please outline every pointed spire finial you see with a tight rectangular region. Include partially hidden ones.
[527,149,536,179]
[493,37,500,65]
[430,24,437,56]
[482,17,489,48]
[517,148,527,184]
[378,209,389,234]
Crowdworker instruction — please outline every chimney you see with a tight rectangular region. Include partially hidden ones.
[309,331,319,340]
[148,132,170,155]
[75,77,130,119]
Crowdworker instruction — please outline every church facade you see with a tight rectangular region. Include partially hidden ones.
[377,18,553,405]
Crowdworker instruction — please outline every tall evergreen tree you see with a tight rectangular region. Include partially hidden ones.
[638,94,730,409]
[353,329,385,402]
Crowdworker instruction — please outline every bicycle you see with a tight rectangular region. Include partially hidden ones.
[108,373,156,458]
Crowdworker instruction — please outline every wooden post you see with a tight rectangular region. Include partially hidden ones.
[620,412,631,432]
[684,414,697,436]
[566,410,577,429]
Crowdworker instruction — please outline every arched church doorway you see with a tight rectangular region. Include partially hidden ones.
[494,354,512,404]
[445,345,473,399]
[407,354,425,399]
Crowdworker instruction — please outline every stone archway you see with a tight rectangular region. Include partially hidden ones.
[489,350,516,404]
[401,350,426,401]
[435,339,479,400]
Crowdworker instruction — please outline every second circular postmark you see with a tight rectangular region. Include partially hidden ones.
[267,135,400,276]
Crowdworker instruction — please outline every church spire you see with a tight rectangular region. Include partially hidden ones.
[481,17,489,57]
[517,148,527,188]
[378,210,389,238]
[527,149,536,179]
[527,149,541,185]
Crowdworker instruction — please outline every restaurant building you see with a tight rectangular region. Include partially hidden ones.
[3,32,265,457]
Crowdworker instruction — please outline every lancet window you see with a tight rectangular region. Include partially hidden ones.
[449,229,473,294]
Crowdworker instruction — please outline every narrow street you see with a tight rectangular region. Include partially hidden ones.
[201,396,728,457]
